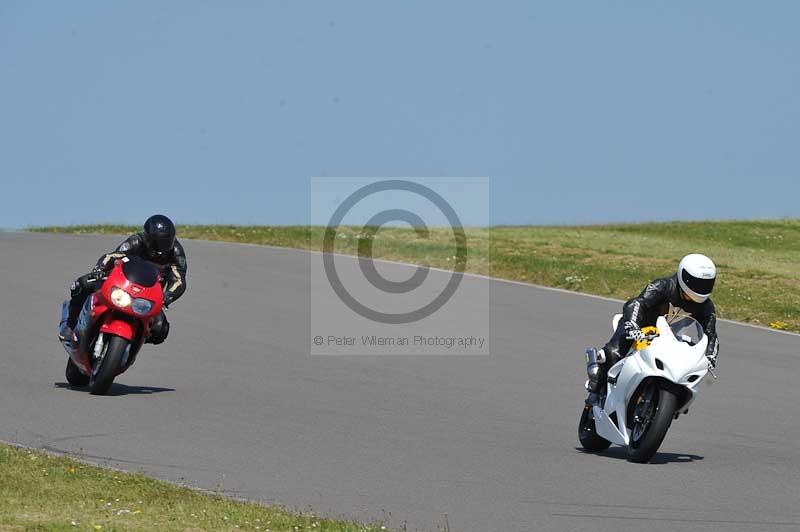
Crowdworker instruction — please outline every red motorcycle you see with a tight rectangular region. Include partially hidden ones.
[59,256,164,395]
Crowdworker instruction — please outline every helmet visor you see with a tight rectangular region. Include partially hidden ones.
[148,233,175,254]
[682,269,715,296]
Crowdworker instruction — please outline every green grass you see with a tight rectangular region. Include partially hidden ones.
[32,220,800,332]
[0,443,385,531]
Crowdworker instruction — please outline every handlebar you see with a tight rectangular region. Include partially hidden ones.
[626,327,660,342]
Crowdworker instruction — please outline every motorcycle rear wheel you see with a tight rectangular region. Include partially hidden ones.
[578,402,611,452]
[626,383,677,463]
[89,335,129,395]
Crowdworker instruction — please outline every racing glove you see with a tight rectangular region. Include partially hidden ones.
[624,320,645,342]
[88,265,108,282]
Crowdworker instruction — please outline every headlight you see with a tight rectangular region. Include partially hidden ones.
[110,287,132,308]
[131,298,154,316]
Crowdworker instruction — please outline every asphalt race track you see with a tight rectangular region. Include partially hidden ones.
[1,232,799,532]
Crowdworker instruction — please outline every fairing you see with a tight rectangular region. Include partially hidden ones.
[593,315,710,445]
[60,258,163,377]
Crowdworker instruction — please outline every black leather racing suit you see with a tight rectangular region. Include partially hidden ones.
[67,233,187,344]
[600,274,719,376]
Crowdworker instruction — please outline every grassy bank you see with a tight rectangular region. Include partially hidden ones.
[0,443,384,531]
[32,220,800,332]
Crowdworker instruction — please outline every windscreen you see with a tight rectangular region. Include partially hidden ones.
[666,314,704,345]
[121,257,159,287]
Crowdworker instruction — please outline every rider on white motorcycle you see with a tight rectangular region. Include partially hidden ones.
[586,254,719,397]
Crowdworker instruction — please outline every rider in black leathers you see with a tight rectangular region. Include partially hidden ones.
[587,259,719,394]
[61,215,187,345]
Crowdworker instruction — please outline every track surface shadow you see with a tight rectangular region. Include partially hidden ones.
[54,382,175,396]
[576,446,704,464]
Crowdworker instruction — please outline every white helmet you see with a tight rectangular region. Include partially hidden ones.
[677,254,716,303]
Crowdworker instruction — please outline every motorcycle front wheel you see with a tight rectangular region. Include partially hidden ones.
[626,382,677,463]
[89,335,129,395]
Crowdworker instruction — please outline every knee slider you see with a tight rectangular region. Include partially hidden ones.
[586,347,606,365]
[587,364,602,383]
[148,316,170,345]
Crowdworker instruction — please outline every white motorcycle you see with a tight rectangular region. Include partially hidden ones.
[578,313,715,463]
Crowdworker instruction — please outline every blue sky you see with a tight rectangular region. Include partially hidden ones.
[1,1,798,228]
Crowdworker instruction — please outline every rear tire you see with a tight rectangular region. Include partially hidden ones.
[626,385,677,463]
[65,358,89,387]
[89,335,129,395]
[579,403,611,452]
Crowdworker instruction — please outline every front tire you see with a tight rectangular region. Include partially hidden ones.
[89,335,129,395]
[579,402,611,452]
[65,358,89,387]
[626,384,677,463]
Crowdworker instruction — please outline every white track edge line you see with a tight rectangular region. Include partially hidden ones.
[187,236,800,339]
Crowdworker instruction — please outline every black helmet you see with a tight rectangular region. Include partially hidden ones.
[143,214,176,257]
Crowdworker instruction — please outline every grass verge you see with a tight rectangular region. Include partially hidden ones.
[0,443,384,531]
[31,220,800,332]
